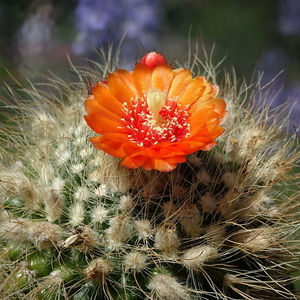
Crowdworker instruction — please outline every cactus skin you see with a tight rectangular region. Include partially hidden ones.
[1,49,299,300]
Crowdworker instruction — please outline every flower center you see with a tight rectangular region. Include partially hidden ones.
[121,89,191,147]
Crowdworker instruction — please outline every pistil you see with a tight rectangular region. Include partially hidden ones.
[146,87,166,124]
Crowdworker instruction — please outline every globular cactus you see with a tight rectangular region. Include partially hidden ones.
[0,48,299,300]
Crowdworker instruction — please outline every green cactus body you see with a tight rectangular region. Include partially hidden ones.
[0,50,299,300]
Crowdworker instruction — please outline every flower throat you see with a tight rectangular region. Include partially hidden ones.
[122,88,191,147]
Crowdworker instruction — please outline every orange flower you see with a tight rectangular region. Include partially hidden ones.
[84,52,227,172]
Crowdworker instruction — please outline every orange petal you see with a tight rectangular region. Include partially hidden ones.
[84,115,103,134]
[133,63,152,97]
[201,141,217,151]
[211,85,219,98]
[191,126,225,145]
[177,139,217,152]
[84,98,123,123]
[151,64,174,92]
[92,84,124,115]
[179,76,207,107]
[126,155,176,172]
[142,158,157,170]
[121,155,150,169]
[189,98,226,135]
[211,97,227,120]
[189,85,221,113]
[189,104,216,134]
[207,125,225,139]
[108,69,137,102]
[91,136,136,158]
[128,147,156,159]
[168,68,193,100]
[175,140,205,152]
[100,132,130,140]
[122,148,185,171]
[192,97,226,115]
[94,116,123,133]
[165,155,187,164]
[89,136,102,147]
[191,127,218,139]
[204,120,222,133]
[158,145,186,158]
[152,158,178,172]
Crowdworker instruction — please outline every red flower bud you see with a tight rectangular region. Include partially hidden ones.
[139,52,168,70]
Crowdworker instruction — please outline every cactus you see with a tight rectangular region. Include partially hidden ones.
[0,48,299,300]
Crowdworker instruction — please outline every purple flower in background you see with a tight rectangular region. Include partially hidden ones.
[258,48,300,130]
[256,0,300,131]
[73,0,161,67]
[279,0,300,37]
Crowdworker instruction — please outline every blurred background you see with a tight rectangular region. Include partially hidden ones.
[0,0,299,129]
